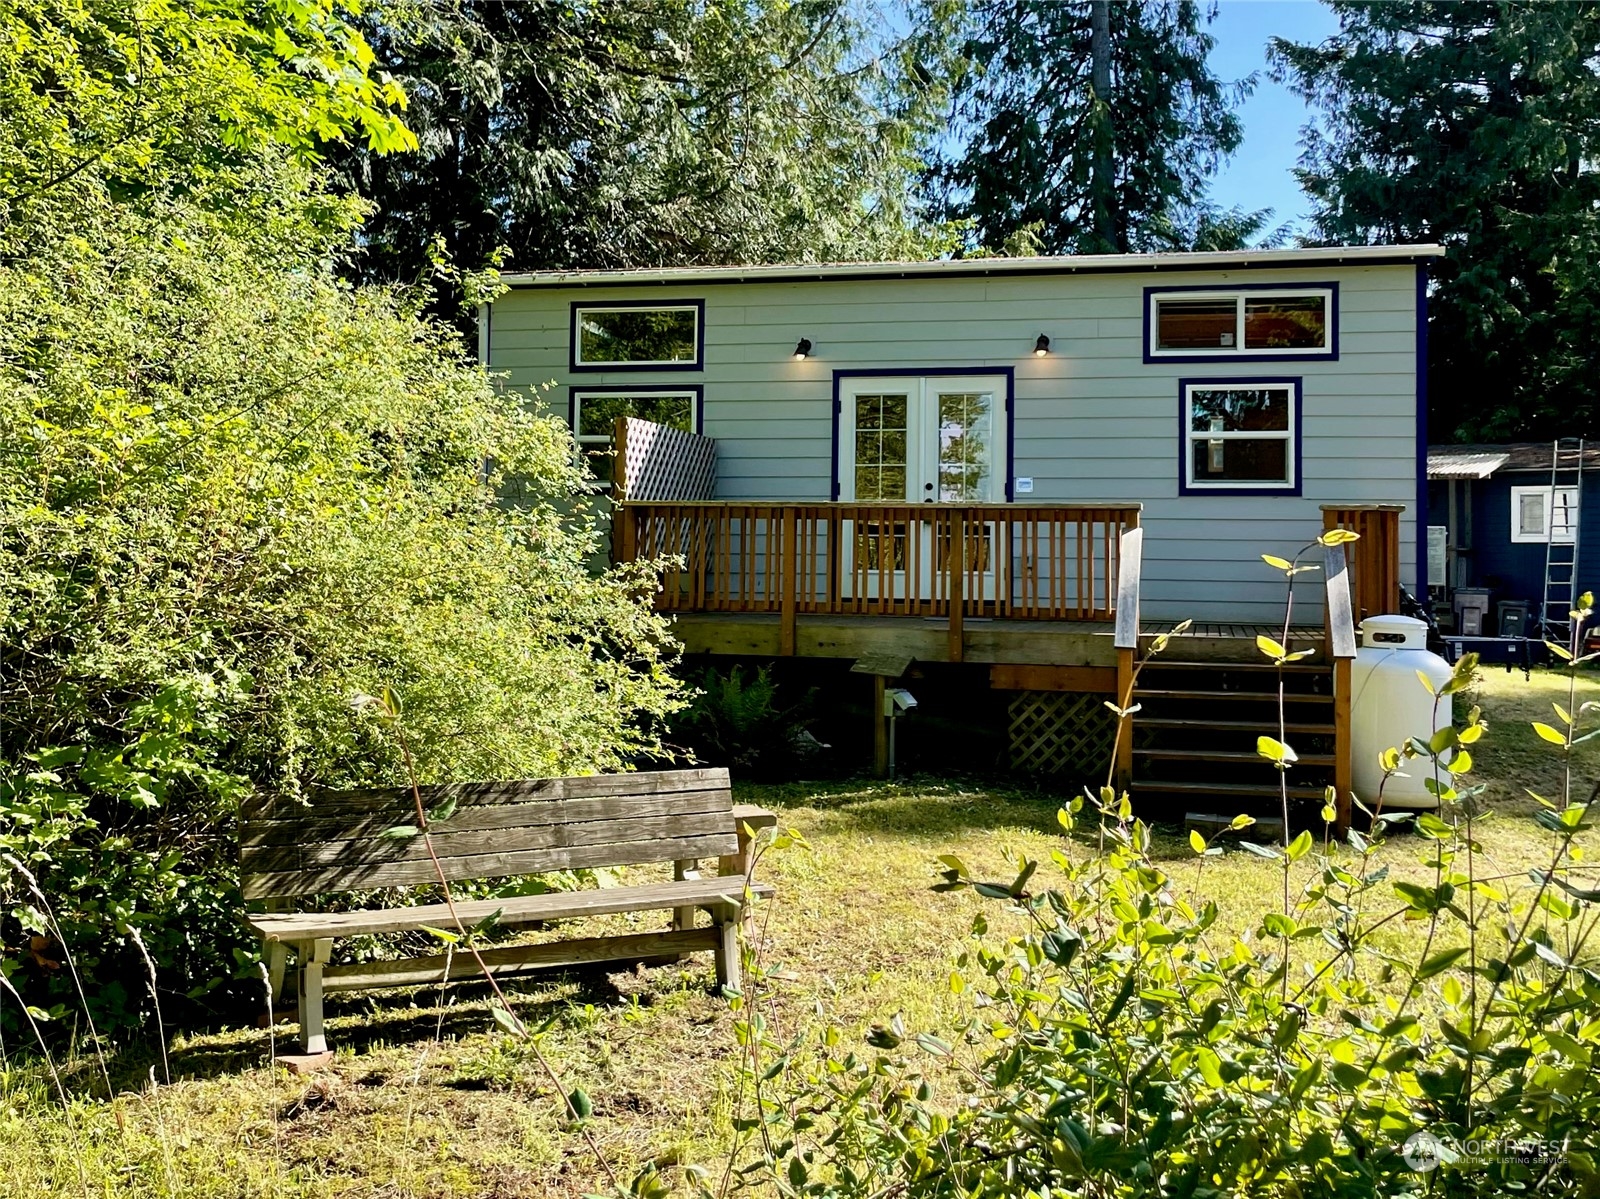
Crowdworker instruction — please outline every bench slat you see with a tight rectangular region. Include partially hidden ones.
[240,788,732,850]
[241,830,741,900]
[249,875,772,940]
[321,928,722,992]
[242,810,737,874]
[242,768,731,821]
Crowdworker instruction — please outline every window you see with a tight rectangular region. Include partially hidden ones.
[1510,485,1578,544]
[1180,379,1299,494]
[570,389,699,486]
[570,301,702,369]
[1148,287,1334,360]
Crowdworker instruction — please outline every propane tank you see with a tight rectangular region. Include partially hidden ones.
[1350,614,1455,810]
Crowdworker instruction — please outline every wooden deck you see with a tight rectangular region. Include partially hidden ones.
[670,610,1324,668]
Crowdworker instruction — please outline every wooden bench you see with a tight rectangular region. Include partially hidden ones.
[240,767,775,1055]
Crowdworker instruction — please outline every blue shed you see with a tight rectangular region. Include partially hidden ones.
[1427,441,1599,641]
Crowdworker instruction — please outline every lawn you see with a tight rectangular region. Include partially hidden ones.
[3,667,1597,1198]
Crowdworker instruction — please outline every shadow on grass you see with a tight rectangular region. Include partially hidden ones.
[86,964,659,1091]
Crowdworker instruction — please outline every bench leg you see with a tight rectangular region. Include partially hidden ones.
[673,859,700,933]
[296,938,333,1054]
[265,939,289,1007]
[713,916,740,993]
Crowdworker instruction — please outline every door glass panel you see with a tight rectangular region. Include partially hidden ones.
[937,391,994,501]
[854,393,909,500]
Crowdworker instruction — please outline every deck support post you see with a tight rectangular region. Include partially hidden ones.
[1333,657,1353,834]
[1114,645,1135,793]
[872,674,888,778]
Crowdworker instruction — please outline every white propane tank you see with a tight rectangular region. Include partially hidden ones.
[1350,614,1455,810]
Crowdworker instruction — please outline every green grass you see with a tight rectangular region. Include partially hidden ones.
[3,668,1598,1197]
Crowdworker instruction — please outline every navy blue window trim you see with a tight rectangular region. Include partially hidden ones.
[1177,376,1303,498]
[830,367,1016,502]
[1144,281,1339,364]
[1415,264,1429,594]
[567,384,704,437]
[569,298,706,373]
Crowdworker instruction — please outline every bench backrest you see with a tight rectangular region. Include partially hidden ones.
[239,768,736,901]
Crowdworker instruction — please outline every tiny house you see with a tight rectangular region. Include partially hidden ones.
[482,245,1440,821]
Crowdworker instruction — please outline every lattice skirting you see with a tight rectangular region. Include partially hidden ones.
[1008,690,1116,777]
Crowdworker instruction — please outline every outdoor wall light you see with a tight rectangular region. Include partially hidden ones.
[1034,334,1050,357]
[793,338,813,360]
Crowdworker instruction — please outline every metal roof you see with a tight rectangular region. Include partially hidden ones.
[1428,442,1600,479]
[1427,449,1510,479]
[501,243,1445,289]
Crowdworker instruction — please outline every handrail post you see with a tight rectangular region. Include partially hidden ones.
[948,511,965,663]
[1112,523,1144,794]
[780,506,798,656]
[1324,542,1359,835]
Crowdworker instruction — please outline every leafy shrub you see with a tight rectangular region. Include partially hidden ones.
[727,621,1600,1197]
[669,665,823,779]
[0,175,684,1033]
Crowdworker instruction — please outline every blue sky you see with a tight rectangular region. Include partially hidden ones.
[1205,0,1343,236]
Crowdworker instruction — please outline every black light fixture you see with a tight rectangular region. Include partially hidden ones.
[793,338,813,361]
[1034,334,1050,357]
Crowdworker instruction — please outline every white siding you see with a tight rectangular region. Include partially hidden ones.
[488,265,1419,622]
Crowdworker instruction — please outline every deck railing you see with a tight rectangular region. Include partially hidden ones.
[616,501,1142,658]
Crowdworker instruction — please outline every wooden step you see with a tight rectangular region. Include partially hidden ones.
[1134,689,1333,703]
[1131,779,1331,801]
[1137,717,1334,734]
[1141,659,1329,674]
[1132,748,1336,766]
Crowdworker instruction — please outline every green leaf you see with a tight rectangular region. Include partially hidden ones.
[1229,814,1256,830]
[379,824,419,840]
[1261,554,1293,570]
[1237,841,1281,860]
[1318,528,1359,546]
[568,1088,593,1120]
[1417,948,1468,979]
[1257,735,1296,764]
[490,1004,524,1037]
[427,796,458,824]
[1189,828,1207,854]
[1256,634,1287,659]
[1533,722,1569,746]
[1286,830,1313,861]
[1414,669,1436,697]
[419,925,459,944]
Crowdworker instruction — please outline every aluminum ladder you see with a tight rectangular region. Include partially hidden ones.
[1541,437,1585,649]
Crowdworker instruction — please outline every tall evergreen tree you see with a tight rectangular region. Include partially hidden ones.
[1274,1,1600,440]
[331,1,957,317]
[928,0,1247,255]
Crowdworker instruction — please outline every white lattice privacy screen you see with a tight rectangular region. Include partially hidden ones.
[616,417,717,501]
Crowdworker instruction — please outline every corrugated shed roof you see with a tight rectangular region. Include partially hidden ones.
[1428,442,1600,478]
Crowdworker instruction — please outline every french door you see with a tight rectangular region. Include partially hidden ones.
[836,374,1009,602]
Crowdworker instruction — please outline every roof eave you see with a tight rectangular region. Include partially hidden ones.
[499,244,1446,290]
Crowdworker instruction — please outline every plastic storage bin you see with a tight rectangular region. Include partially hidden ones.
[1453,588,1491,636]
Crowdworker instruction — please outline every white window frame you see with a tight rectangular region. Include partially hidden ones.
[570,388,700,490]
[1181,380,1298,493]
[1510,484,1578,544]
[573,303,701,368]
[1149,288,1334,359]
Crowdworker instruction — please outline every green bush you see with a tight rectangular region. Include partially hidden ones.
[729,645,1600,1197]
[0,172,684,1033]
[669,665,822,779]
